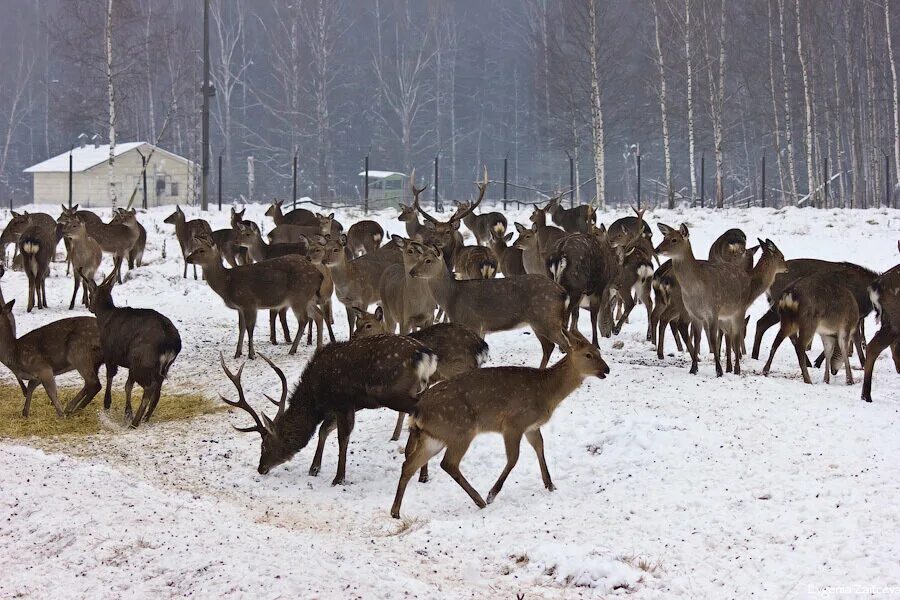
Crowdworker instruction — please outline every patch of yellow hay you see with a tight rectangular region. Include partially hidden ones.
[0,382,222,438]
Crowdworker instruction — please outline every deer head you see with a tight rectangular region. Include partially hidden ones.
[350,306,389,338]
[163,205,185,225]
[265,200,284,219]
[512,222,539,251]
[654,223,692,260]
[413,167,488,244]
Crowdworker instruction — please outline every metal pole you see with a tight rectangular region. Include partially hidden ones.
[700,152,705,208]
[200,0,211,211]
[434,155,439,212]
[761,154,766,208]
[569,154,575,208]
[142,154,148,210]
[292,154,297,211]
[217,154,222,211]
[823,156,829,209]
[636,154,642,210]
[68,147,73,208]
[886,153,891,209]
[503,155,508,211]
[364,155,369,214]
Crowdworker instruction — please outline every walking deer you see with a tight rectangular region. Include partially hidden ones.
[352,306,490,443]
[163,205,213,280]
[488,230,526,277]
[762,271,858,386]
[0,301,102,417]
[185,235,323,358]
[409,243,571,368]
[862,265,900,402]
[390,330,608,518]
[546,197,596,234]
[17,218,55,312]
[82,270,181,427]
[265,199,318,227]
[346,220,384,256]
[60,217,102,309]
[219,336,437,483]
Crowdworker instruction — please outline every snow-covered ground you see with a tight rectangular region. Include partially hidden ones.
[1,202,898,599]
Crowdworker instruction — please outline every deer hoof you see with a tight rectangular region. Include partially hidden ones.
[331,477,344,486]
[390,508,401,519]
[308,466,320,476]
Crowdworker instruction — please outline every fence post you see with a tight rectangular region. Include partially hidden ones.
[143,153,149,210]
[886,153,891,209]
[434,155,440,212]
[761,154,766,209]
[292,154,297,211]
[700,152,705,208]
[68,149,74,209]
[636,153,642,210]
[364,155,369,214]
[216,154,222,211]
[566,151,574,208]
[503,154,508,211]
[823,156,829,209]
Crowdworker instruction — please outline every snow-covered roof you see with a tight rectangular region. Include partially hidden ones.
[23,142,191,173]
[358,170,405,179]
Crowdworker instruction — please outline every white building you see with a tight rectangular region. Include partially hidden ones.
[24,142,195,208]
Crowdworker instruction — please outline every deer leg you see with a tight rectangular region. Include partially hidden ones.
[235,312,246,359]
[35,373,63,417]
[22,379,39,417]
[588,300,600,346]
[193,263,198,281]
[103,363,117,412]
[312,308,324,348]
[123,374,136,422]
[613,293,637,335]
[486,430,523,504]
[793,330,814,384]
[114,255,124,284]
[641,286,654,341]
[763,324,789,375]
[69,274,80,310]
[821,335,836,384]
[245,310,258,359]
[536,333,555,369]
[68,367,102,415]
[525,429,555,492]
[708,321,724,377]
[841,329,855,386]
[752,307,780,359]
[280,309,291,344]
[130,382,159,428]
[309,416,336,476]
[324,302,336,343]
[144,379,165,422]
[390,429,445,519]
[688,322,701,374]
[723,331,733,373]
[391,412,406,441]
[288,308,307,355]
[64,238,72,275]
[332,410,356,486]
[891,340,900,374]
[854,320,866,368]
[656,316,668,359]
[345,305,357,333]
[861,328,895,402]
[440,439,486,509]
[269,310,278,344]
[26,272,35,312]
[41,273,48,308]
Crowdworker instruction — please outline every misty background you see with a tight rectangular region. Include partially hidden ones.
[0,0,898,209]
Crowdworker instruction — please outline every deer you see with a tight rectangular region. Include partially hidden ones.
[452,197,507,246]
[19,217,58,311]
[219,336,437,484]
[210,207,257,267]
[608,233,656,337]
[545,196,596,234]
[346,220,384,256]
[268,220,331,245]
[163,205,213,280]
[0,301,102,418]
[762,271,858,386]
[2,211,59,261]
[81,270,181,427]
[408,243,571,368]
[234,221,309,263]
[351,305,489,444]
[58,210,140,285]
[185,235,324,358]
[488,230,526,277]
[59,205,104,274]
[527,202,568,250]
[650,260,693,359]
[708,228,757,271]
[377,235,438,334]
[607,206,651,246]
[111,208,146,271]
[390,330,608,518]
[453,245,498,280]
[59,217,102,310]
[398,203,427,240]
[862,261,900,402]
[265,199,318,227]
[412,168,488,268]
[513,222,565,277]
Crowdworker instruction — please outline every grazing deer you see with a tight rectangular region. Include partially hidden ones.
[352,306,489,444]
[18,219,56,312]
[346,220,384,256]
[452,197,507,246]
[163,205,213,280]
[409,243,571,368]
[762,272,858,385]
[862,264,900,402]
[0,301,102,417]
[412,168,488,268]
[488,230,525,277]
[186,235,323,358]
[111,208,146,270]
[82,270,181,427]
[453,245,498,280]
[265,199,318,227]
[390,330,608,518]
[546,196,596,234]
[60,218,102,310]
[378,236,438,334]
[219,336,437,483]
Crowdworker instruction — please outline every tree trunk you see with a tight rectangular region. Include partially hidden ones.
[685,0,697,204]
[588,0,606,208]
[106,0,117,209]
[886,0,900,192]
[767,0,786,206]
[795,0,815,207]
[777,0,798,204]
[653,1,674,209]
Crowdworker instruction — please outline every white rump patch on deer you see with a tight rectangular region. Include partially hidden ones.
[778,292,799,312]
[373,233,383,244]
[481,265,496,279]
[869,286,882,319]
[22,242,39,254]
[552,257,567,283]
[492,222,506,234]
[414,350,438,385]
[637,265,654,280]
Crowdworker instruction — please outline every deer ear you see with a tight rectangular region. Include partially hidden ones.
[451,220,461,230]
[328,213,334,219]
[10,211,19,217]
[390,234,405,247]
[374,306,384,321]
[679,224,690,238]
[657,223,673,236]
[504,231,514,242]
[339,234,348,246]
[531,223,538,232]
[3,300,14,312]
[514,222,526,234]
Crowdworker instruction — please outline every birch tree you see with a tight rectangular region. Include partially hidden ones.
[684,0,698,204]
[766,0,786,205]
[106,0,117,208]
[886,0,900,191]
[588,0,605,207]
[795,0,815,206]
[653,0,674,208]
[777,0,798,204]
[702,0,727,209]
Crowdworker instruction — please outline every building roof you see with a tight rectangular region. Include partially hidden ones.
[24,142,192,173]
[358,170,405,179]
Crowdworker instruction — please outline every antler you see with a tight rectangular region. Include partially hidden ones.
[409,168,438,224]
[257,353,288,421]
[451,166,489,223]
[219,352,268,435]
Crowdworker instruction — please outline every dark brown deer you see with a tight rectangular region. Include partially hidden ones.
[219,336,437,483]
[546,196,596,234]
[265,199,318,227]
[352,306,489,443]
[762,272,858,385]
[163,205,213,280]
[111,208,146,270]
[413,168,488,267]
[453,195,507,246]
[488,230,525,276]
[2,211,59,258]
[82,270,181,427]
[527,202,568,250]
[453,245,498,279]
[60,217,102,310]
[398,202,426,240]
[862,263,900,402]
[17,218,56,312]
[390,330,608,518]
[185,235,323,357]
[607,206,651,246]
[0,301,102,417]
[234,221,309,263]
[409,243,571,368]
[346,220,384,256]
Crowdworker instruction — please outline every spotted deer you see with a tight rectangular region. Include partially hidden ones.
[346,220,384,256]
[546,196,596,234]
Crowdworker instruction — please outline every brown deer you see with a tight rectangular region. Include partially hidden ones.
[60,217,102,310]
[59,205,104,274]
[514,222,564,277]
[265,199,318,227]
[390,330,608,518]
[607,206,651,246]
[488,230,525,277]
[398,203,426,240]
[185,235,323,358]
[268,222,330,245]
[527,202,568,250]
[111,208,146,270]
[378,236,437,334]
[82,270,181,427]
[0,301,102,417]
[453,245,498,280]
[452,197,507,246]
[409,243,571,368]
[60,210,140,284]
[762,272,858,385]
[3,211,60,261]
[862,263,900,402]
[650,260,693,359]
[163,205,213,280]
[210,207,256,267]
[346,220,384,256]
[219,337,437,483]
[352,306,489,443]
[234,221,309,263]
[546,196,596,234]
[17,218,55,312]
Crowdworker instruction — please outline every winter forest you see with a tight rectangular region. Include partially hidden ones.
[0,0,899,209]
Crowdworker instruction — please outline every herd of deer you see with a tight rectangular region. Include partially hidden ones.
[0,171,897,517]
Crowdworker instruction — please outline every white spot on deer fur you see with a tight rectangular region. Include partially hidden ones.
[552,257,567,283]
[637,265,653,280]
[869,286,882,319]
[492,222,506,234]
[779,292,799,312]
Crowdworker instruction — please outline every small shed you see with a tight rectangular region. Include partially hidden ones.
[359,170,406,208]
[24,142,195,208]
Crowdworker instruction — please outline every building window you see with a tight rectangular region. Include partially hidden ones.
[156,176,166,196]
[170,181,179,196]
[385,178,401,190]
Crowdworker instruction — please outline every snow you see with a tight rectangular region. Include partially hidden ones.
[23,142,191,173]
[358,170,405,179]
[1,202,899,598]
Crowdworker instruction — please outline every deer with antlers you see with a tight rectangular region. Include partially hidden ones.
[219,336,437,483]
[546,197,596,234]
